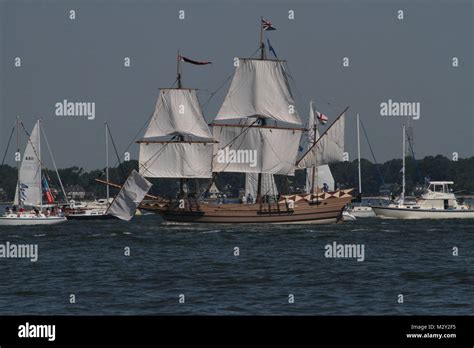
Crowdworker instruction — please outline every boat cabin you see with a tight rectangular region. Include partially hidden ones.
[426,181,454,194]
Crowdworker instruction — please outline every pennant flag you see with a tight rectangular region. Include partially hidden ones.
[317,111,328,125]
[267,38,278,58]
[262,18,276,31]
[179,55,212,65]
[19,182,28,189]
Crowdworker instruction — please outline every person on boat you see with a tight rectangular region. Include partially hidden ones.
[57,207,63,217]
[34,208,40,217]
[45,208,50,216]
[19,207,25,213]
[322,182,329,193]
[247,193,253,204]
[12,206,17,213]
[5,207,10,215]
[241,194,247,204]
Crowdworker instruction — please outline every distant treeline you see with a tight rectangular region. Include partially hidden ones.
[0,155,473,201]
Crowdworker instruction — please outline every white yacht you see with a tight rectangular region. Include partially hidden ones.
[0,119,67,226]
[372,125,474,219]
[372,181,474,219]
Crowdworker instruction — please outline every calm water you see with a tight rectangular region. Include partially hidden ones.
[0,208,472,315]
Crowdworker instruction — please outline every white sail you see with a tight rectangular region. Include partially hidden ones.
[297,113,345,169]
[107,170,152,221]
[212,125,302,175]
[215,59,302,126]
[139,142,214,178]
[305,165,335,193]
[139,88,216,178]
[144,88,213,139]
[13,121,42,206]
[245,173,278,199]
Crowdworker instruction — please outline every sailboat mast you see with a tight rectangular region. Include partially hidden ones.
[105,122,109,202]
[16,116,21,207]
[177,50,182,89]
[310,121,317,194]
[38,119,42,209]
[402,125,406,204]
[357,113,362,195]
[259,17,265,60]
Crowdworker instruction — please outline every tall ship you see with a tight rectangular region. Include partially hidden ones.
[136,18,354,224]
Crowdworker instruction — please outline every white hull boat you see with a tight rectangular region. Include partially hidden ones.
[348,205,376,218]
[372,206,474,219]
[373,181,474,220]
[0,213,67,226]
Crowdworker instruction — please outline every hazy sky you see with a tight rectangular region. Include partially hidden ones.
[1,0,472,170]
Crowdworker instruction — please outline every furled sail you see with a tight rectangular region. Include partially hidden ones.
[107,170,152,221]
[215,59,302,125]
[139,88,215,178]
[13,121,42,206]
[245,173,278,199]
[297,111,346,169]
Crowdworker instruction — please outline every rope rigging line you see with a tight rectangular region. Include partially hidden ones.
[359,119,385,186]
[1,125,15,166]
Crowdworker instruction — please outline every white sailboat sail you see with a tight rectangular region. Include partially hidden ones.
[139,142,214,178]
[297,112,345,170]
[305,165,335,192]
[144,89,213,139]
[212,59,303,175]
[13,121,42,207]
[215,59,302,125]
[107,170,152,221]
[245,173,278,199]
[212,125,301,175]
[139,88,215,178]
[303,102,336,193]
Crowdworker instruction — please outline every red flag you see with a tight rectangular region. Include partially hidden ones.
[179,55,212,65]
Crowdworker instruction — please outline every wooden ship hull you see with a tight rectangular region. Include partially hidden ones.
[140,189,353,224]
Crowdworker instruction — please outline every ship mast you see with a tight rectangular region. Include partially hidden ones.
[310,120,317,195]
[401,125,406,204]
[176,50,187,198]
[357,113,362,197]
[16,116,21,207]
[256,17,266,204]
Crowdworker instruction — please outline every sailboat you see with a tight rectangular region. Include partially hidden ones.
[346,113,376,217]
[0,119,67,226]
[65,122,116,220]
[137,19,353,224]
[372,126,474,219]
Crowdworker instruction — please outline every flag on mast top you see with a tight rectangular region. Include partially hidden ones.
[262,18,276,31]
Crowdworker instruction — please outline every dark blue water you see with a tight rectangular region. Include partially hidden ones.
[0,210,472,315]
